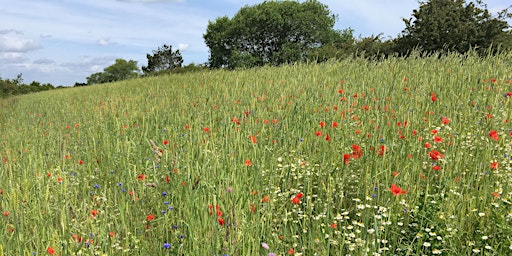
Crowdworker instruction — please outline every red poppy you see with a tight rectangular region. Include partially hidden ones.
[424,142,431,149]
[377,145,386,156]
[146,214,155,221]
[71,234,82,242]
[432,165,441,171]
[343,153,351,164]
[137,174,146,181]
[90,210,98,218]
[78,160,83,165]
[217,217,225,225]
[288,248,295,255]
[429,150,444,160]
[202,127,210,132]
[216,205,223,217]
[47,247,55,255]
[490,162,500,169]
[291,196,301,204]
[232,117,241,125]
[430,92,437,102]
[489,130,499,141]
[433,136,443,143]
[332,121,338,128]
[245,159,252,166]
[249,135,257,144]
[163,140,169,145]
[315,131,322,137]
[441,117,451,125]
[351,144,362,159]
[325,134,331,141]
[319,121,326,128]
[389,184,407,196]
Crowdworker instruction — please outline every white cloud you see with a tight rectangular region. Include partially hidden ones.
[1,52,28,63]
[62,56,117,73]
[0,29,23,35]
[98,38,116,46]
[178,43,189,51]
[33,58,56,65]
[0,30,41,53]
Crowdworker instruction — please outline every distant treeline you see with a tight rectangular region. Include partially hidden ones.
[0,74,55,98]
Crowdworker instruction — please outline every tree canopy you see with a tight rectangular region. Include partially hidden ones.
[142,44,183,75]
[394,0,512,54]
[0,74,54,97]
[203,0,349,68]
[86,59,139,85]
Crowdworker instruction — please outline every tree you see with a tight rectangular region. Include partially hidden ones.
[0,74,54,97]
[142,44,183,75]
[203,0,349,68]
[86,59,139,85]
[395,0,511,55]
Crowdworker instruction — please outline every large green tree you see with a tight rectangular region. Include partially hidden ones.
[203,0,348,68]
[86,59,139,85]
[142,44,183,75]
[395,0,511,54]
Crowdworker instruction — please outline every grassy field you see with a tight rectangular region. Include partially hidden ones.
[0,52,511,255]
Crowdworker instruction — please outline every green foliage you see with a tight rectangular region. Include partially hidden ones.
[1,53,512,254]
[86,59,139,85]
[203,0,348,68]
[142,44,184,75]
[0,74,54,97]
[395,0,511,55]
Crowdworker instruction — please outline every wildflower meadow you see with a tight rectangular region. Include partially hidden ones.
[0,52,511,255]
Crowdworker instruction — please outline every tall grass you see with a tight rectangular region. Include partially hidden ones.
[0,52,511,255]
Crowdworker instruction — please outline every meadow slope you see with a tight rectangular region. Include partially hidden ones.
[0,52,511,255]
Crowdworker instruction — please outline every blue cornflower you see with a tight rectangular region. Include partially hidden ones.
[93,184,100,189]
[163,243,171,249]
[162,191,167,196]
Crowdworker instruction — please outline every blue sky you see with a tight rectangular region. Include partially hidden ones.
[0,0,509,86]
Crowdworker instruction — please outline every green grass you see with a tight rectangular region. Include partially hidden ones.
[0,52,511,255]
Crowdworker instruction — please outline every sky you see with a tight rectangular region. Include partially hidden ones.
[0,0,510,86]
